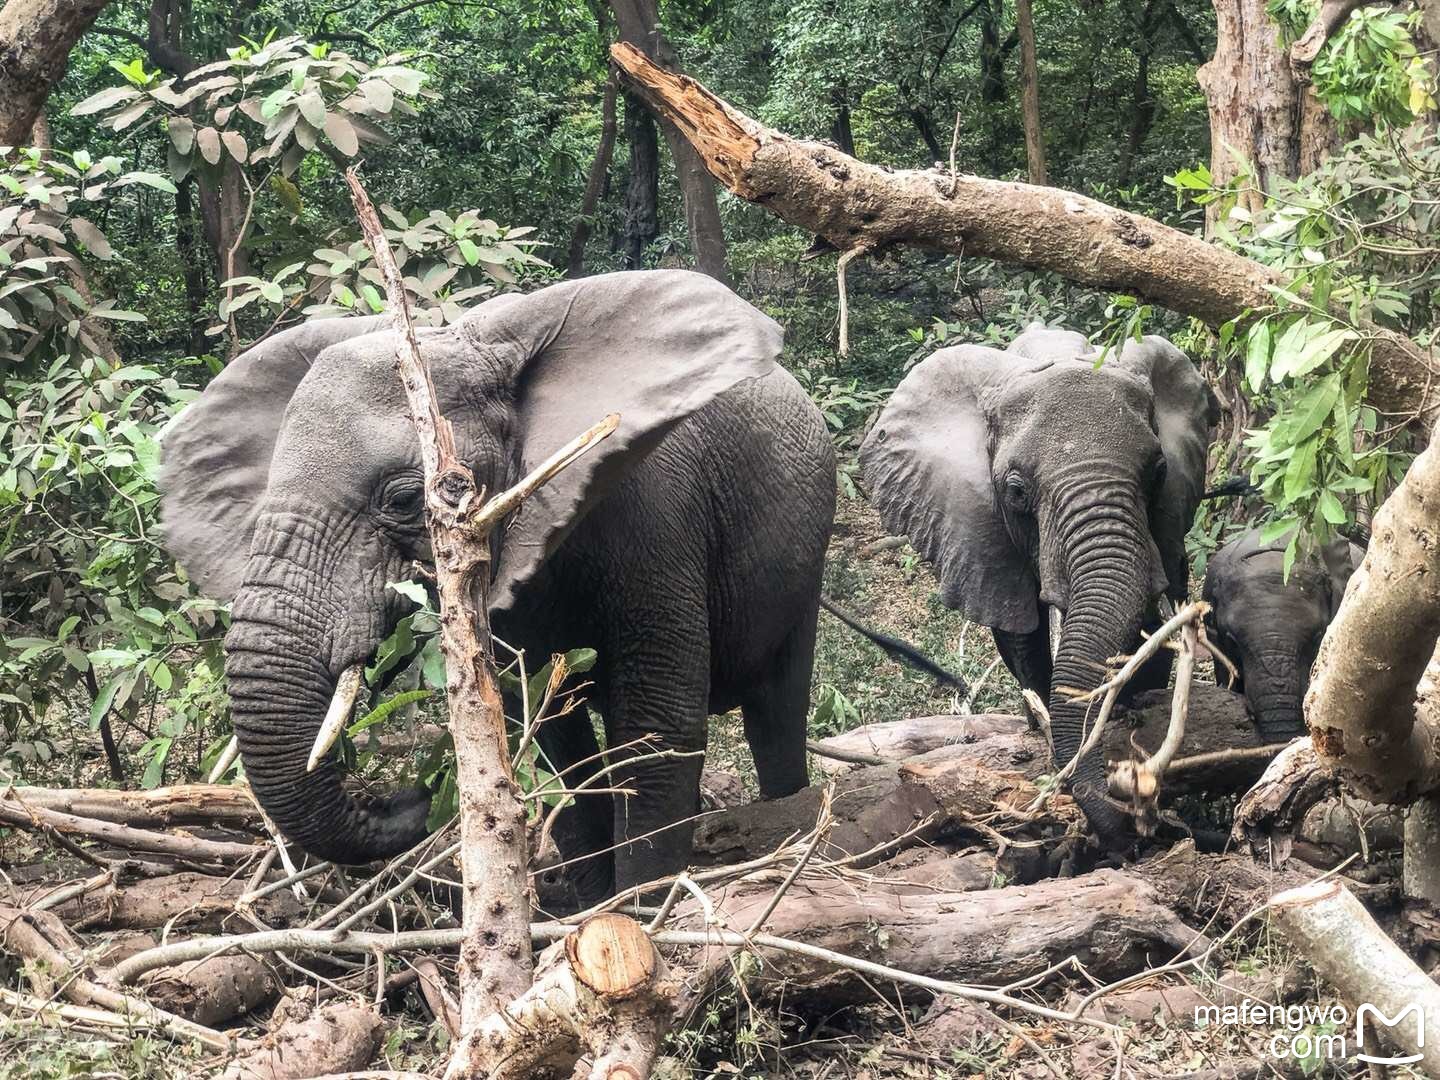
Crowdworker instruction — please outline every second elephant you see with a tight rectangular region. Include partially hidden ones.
[1203,528,1362,739]
[861,325,1218,844]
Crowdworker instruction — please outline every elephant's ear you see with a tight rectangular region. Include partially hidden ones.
[159,316,388,601]
[1115,336,1220,598]
[1321,539,1365,617]
[859,344,1040,633]
[457,270,783,613]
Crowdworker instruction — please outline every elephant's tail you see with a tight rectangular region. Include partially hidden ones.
[819,597,970,699]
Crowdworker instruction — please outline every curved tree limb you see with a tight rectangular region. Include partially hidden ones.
[1290,0,1383,74]
[608,42,1438,423]
[1306,425,1440,803]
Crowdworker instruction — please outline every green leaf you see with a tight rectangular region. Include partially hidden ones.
[457,238,480,265]
[1244,321,1272,390]
[168,116,195,155]
[1259,517,1300,545]
[115,171,178,194]
[1317,489,1346,525]
[89,673,125,729]
[260,281,284,303]
[387,579,430,606]
[350,689,432,736]
[1288,375,1342,444]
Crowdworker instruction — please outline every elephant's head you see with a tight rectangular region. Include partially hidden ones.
[1202,528,1360,740]
[860,325,1218,841]
[160,270,782,865]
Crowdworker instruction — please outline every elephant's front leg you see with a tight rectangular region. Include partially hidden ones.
[603,642,711,896]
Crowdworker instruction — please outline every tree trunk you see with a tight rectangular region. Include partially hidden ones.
[616,91,660,269]
[605,0,729,283]
[829,83,856,157]
[1195,0,1336,231]
[175,178,209,353]
[1014,0,1047,184]
[0,0,112,145]
[608,42,1436,423]
[566,75,619,277]
[1119,0,1159,185]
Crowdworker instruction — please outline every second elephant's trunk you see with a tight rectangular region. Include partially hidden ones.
[1243,651,1309,741]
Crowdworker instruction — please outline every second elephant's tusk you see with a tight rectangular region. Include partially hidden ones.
[308,664,366,773]
[1048,606,1064,661]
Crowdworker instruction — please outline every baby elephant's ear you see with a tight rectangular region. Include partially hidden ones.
[457,270,783,613]
[160,316,387,601]
[859,344,1040,633]
[1114,336,1219,598]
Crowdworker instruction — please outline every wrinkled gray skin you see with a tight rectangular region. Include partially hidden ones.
[861,325,1218,844]
[160,270,835,903]
[1203,528,1362,740]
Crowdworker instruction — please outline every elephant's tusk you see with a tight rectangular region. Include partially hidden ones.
[1048,606,1064,661]
[208,735,240,783]
[308,664,366,773]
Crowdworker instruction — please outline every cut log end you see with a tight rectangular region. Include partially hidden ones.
[566,913,658,998]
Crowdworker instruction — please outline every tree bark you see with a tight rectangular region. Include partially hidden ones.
[1306,429,1440,805]
[1119,0,1159,185]
[1015,0,1048,184]
[1195,0,1336,231]
[566,75,618,277]
[1271,879,1440,1072]
[174,178,210,353]
[829,83,856,157]
[616,91,660,269]
[605,0,729,283]
[608,42,1438,423]
[0,0,112,145]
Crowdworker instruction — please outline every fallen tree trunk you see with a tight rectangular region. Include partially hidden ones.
[35,870,304,933]
[1270,879,1440,1072]
[3,784,261,830]
[691,754,1073,869]
[809,686,1272,797]
[139,953,278,1027]
[608,42,1437,422]
[220,1002,385,1080]
[671,866,1205,1011]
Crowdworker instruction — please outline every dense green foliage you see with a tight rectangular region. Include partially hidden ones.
[1,0,1435,793]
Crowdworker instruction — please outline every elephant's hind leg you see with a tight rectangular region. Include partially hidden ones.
[739,606,817,800]
[533,704,614,906]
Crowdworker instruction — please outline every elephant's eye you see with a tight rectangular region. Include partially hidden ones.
[383,483,425,519]
[1151,453,1169,488]
[1002,474,1030,511]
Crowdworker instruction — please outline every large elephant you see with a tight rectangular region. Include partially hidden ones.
[1203,528,1362,740]
[160,270,835,902]
[860,325,1218,843]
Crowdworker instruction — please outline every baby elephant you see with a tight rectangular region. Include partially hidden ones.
[1202,529,1363,740]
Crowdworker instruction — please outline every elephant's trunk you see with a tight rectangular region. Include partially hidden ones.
[225,582,431,865]
[1045,484,1157,841]
[1242,649,1309,741]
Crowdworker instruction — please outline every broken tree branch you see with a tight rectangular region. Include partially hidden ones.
[1270,878,1440,1071]
[608,42,1437,422]
[0,796,263,865]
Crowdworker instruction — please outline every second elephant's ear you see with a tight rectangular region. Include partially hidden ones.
[159,316,389,602]
[1114,336,1220,597]
[859,344,1040,633]
[458,270,783,613]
